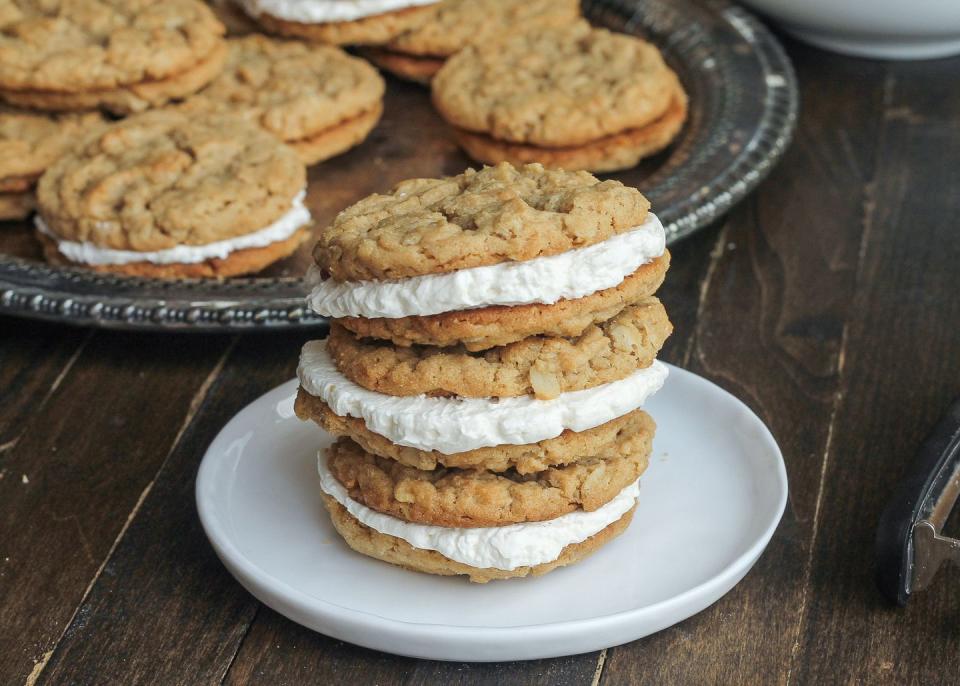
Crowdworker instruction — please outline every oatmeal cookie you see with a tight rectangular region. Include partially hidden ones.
[322,493,635,582]
[0,191,34,220]
[362,0,580,83]
[36,110,305,251]
[0,0,226,113]
[179,36,383,164]
[296,390,656,475]
[314,162,650,281]
[326,433,650,527]
[327,297,671,399]
[0,108,106,190]
[336,252,669,351]
[432,21,680,147]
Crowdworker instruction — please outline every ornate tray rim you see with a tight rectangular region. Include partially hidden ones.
[0,0,797,332]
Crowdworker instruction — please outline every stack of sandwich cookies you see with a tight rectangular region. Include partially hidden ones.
[34,110,311,278]
[178,35,385,165]
[237,0,441,45]
[432,21,688,172]
[0,0,227,114]
[0,108,105,220]
[361,0,581,85]
[296,162,672,582]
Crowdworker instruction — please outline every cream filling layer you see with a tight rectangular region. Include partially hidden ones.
[297,339,668,454]
[35,191,310,266]
[307,213,665,319]
[238,0,440,23]
[319,451,640,570]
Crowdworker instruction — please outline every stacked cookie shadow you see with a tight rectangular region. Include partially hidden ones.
[294,162,673,582]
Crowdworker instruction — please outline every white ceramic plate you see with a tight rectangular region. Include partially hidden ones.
[196,365,788,662]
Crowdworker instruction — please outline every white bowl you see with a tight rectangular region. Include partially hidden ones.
[739,0,960,59]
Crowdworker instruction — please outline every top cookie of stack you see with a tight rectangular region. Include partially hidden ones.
[0,0,227,114]
[296,162,672,582]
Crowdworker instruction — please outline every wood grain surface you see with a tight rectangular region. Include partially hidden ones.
[1,34,959,686]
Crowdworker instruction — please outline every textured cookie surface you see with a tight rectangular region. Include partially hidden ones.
[432,21,679,146]
[37,110,305,250]
[327,434,650,527]
[336,252,669,351]
[315,162,650,281]
[296,389,656,475]
[384,0,580,57]
[0,108,105,186]
[322,493,636,582]
[328,297,671,399]
[180,35,384,143]
[454,88,688,173]
[0,0,225,92]
[248,3,438,46]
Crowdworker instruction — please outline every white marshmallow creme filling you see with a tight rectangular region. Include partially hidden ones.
[35,190,310,266]
[319,450,641,570]
[238,0,441,23]
[297,339,668,454]
[307,213,666,319]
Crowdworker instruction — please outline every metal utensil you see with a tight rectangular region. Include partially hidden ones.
[876,397,960,605]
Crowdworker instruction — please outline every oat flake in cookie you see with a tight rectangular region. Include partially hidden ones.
[0,0,227,114]
[179,35,384,165]
[432,21,688,172]
[238,0,441,46]
[34,110,311,278]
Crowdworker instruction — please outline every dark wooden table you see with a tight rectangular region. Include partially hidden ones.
[3,35,960,686]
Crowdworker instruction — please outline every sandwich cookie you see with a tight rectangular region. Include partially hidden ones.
[432,21,688,172]
[35,110,311,278]
[361,0,581,84]
[0,107,105,220]
[179,35,384,165]
[308,162,670,350]
[237,0,441,45]
[0,0,227,114]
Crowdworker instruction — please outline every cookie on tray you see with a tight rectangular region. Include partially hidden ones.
[432,21,687,172]
[0,107,106,220]
[361,0,581,84]
[0,0,227,114]
[237,0,441,45]
[179,35,384,165]
[34,110,311,278]
[307,162,670,350]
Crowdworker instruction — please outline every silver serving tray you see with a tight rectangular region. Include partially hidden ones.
[0,0,797,331]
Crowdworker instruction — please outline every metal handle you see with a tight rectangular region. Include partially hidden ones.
[876,396,960,605]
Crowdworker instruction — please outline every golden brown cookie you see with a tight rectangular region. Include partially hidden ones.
[432,21,686,172]
[327,297,671,399]
[335,252,669,351]
[0,108,106,192]
[453,88,689,173]
[322,493,635,583]
[327,433,650,527]
[362,0,580,83]
[314,162,650,281]
[35,110,309,277]
[240,1,440,45]
[179,36,384,165]
[296,389,656,475]
[0,0,226,114]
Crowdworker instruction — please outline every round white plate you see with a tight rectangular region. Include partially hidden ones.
[196,364,788,662]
